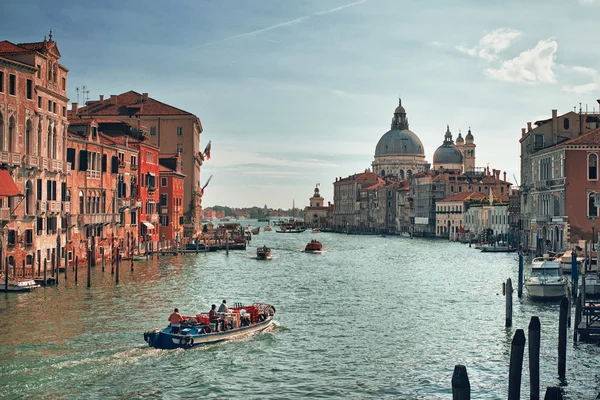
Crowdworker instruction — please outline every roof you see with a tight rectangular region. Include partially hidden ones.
[75,91,194,117]
[335,171,380,184]
[0,40,28,53]
[0,170,21,197]
[440,191,487,202]
[562,127,600,146]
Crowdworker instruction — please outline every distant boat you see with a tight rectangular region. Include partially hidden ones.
[257,218,270,222]
[0,275,40,292]
[305,240,323,253]
[311,228,320,233]
[264,225,272,232]
[256,246,272,260]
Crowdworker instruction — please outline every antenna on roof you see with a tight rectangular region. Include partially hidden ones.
[76,87,80,104]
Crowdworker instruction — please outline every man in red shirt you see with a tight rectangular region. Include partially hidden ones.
[168,308,185,334]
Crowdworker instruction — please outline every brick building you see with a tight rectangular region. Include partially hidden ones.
[158,154,185,247]
[0,32,70,272]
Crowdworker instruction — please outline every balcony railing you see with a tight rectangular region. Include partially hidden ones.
[118,199,130,209]
[161,206,168,215]
[133,201,142,209]
[148,185,156,193]
[52,159,63,173]
[0,151,22,167]
[131,164,138,170]
[62,201,70,213]
[66,162,72,174]
[25,155,40,169]
[86,170,100,179]
[41,157,49,170]
[48,200,61,214]
[37,201,47,214]
[78,213,118,226]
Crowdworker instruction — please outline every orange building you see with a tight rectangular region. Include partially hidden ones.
[159,154,185,247]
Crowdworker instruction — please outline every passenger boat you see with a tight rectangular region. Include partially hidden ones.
[143,303,276,349]
[0,275,40,292]
[256,246,272,260]
[525,260,568,300]
[480,244,517,253]
[305,240,323,253]
[277,223,306,233]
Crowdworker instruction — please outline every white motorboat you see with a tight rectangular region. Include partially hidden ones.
[583,274,600,297]
[558,250,584,274]
[525,260,567,300]
[0,275,40,292]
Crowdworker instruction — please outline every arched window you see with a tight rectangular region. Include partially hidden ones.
[0,112,4,152]
[66,190,71,202]
[52,126,57,159]
[590,192,598,217]
[381,170,385,176]
[589,153,598,180]
[25,119,33,155]
[564,118,570,130]
[25,181,33,215]
[101,192,106,213]
[8,116,15,152]
[37,119,42,156]
[79,190,84,214]
[407,170,412,178]
[399,170,404,179]
[458,186,462,192]
[451,186,454,192]
[26,254,33,265]
[47,121,52,158]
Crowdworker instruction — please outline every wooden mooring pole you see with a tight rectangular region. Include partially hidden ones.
[21,260,25,279]
[74,256,78,284]
[558,297,568,380]
[4,257,8,292]
[574,294,582,343]
[87,249,91,288]
[508,329,526,400]
[544,386,563,399]
[116,248,120,284]
[506,278,513,328]
[572,250,579,299]
[518,253,524,298]
[101,248,105,272]
[529,316,541,400]
[451,364,470,400]
[43,258,47,286]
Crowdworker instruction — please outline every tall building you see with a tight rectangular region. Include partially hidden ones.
[303,184,330,228]
[372,99,429,178]
[70,91,204,237]
[0,32,70,272]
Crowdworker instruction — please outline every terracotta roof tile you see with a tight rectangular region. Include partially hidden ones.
[0,40,27,53]
[441,191,487,202]
[563,127,600,146]
[76,90,194,117]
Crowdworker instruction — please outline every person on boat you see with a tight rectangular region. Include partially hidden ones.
[217,299,229,313]
[168,308,185,334]
[209,304,222,332]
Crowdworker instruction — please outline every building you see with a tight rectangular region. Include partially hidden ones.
[333,171,380,232]
[508,188,521,247]
[303,184,331,228]
[372,99,429,178]
[69,91,204,237]
[159,154,185,247]
[519,106,600,251]
[0,32,70,272]
[435,192,487,239]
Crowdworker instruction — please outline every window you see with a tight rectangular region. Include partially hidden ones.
[48,100,52,111]
[37,65,41,78]
[160,216,169,226]
[118,152,124,167]
[150,126,157,136]
[7,230,16,246]
[0,71,3,92]
[589,192,598,217]
[8,74,16,95]
[37,179,42,201]
[590,153,598,180]
[161,177,167,187]
[26,79,32,99]
[102,154,107,172]
[37,217,43,235]
[62,77,66,90]
[131,155,137,168]
[160,194,167,207]
[24,229,33,246]
[53,102,57,114]
[177,126,183,136]
[564,118,569,130]
[177,143,183,153]
[131,209,137,225]
[38,96,42,108]
[62,106,66,117]
[534,134,544,149]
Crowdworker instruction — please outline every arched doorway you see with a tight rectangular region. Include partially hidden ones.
[7,115,15,152]
[25,119,33,155]
[25,181,33,216]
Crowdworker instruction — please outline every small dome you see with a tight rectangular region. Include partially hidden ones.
[433,145,463,165]
[465,128,474,143]
[394,98,405,114]
[456,132,464,144]
[375,129,424,157]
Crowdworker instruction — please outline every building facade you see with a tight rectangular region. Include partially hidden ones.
[159,154,185,247]
[304,184,331,228]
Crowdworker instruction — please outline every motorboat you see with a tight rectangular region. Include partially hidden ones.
[480,243,517,253]
[143,303,276,349]
[251,227,260,235]
[401,232,411,238]
[264,225,272,232]
[531,254,557,268]
[558,250,584,274]
[311,228,320,233]
[276,224,306,233]
[256,246,272,260]
[0,275,40,292]
[305,240,323,253]
[525,260,568,300]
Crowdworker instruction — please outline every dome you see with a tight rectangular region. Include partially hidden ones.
[465,128,474,143]
[375,129,425,157]
[395,105,406,114]
[456,132,464,144]
[433,144,463,164]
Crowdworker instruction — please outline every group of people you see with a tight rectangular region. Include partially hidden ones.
[169,300,247,334]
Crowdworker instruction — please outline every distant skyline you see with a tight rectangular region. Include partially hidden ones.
[3,0,600,208]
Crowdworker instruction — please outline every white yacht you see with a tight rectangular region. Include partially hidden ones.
[525,260,568,300]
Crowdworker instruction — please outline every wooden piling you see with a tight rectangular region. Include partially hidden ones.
[12,261,15,279]
[43,258,47,286]
[130,251,134,272]
[506,278,513,328]
[87,249,91,288]
[116,248,120,284]
[52,256,57,286]
[226,235,229,255]
[22,260,25,279]
[574,294,582,343]
[529,316,541,400]
[543,387,563,400]
[518,253,523,298]
[101,248,105,272]
[451,364,470,400]
[508,329,526,400]
[111,248,115,274]
[63,250,67,281]
[37,254,40,277]
[558,297,568,380]
[74,256,78,284]
[4,257,8,292]
[572,250,579,299]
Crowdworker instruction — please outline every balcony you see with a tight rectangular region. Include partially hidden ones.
[131,164,138,170]
[62,201,70,213]
[117,199,130,210]
[25,155,40,169]
[37,201,47,214]
[133,201,142,209]
[66,162,72,175]
[161,206,168,215]
[532,215,549,223]
[150,213,159,223]
[48,200,61,214]
[41,157,49,170]
[0,208,9,221]
[78,213,118,226]
[52,159,63,173]
[86,170,100,179]
[0,151,21,167]
[148,185,156,193]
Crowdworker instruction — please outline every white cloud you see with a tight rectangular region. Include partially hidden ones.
[573,66,598,77]
[578,0,598,4]
[563,66,600,94]
[209,150,337,169]
[455,28,521,61]
[485,39,558,84]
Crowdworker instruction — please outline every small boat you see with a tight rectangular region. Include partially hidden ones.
[256,246,272,260]
[277,223,306,233]
[0,275,40,292]
[143,303,276,349]
[525,260,568,300]
[305,240,323,253]
[401,232,411,238]
[558,250,584,274]
[480,244,517,253]
[251,227,260,235]
[311,228,320,233]
[264,225,272,232]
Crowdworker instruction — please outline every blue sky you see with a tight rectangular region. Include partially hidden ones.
[2,0,600,208]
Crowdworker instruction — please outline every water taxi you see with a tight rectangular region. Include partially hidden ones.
[256,246,272,260]
[143,303,276,349]
[525,260,567,300]
[305,240,323,253]
[0,275,40,292]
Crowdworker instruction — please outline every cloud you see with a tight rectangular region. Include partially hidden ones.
[209,150,338,169]
[455,28,521,61]
[578,0,598,4]
[485,39,558,84]
[563,66,600,94]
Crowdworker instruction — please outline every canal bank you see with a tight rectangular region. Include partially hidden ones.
[0,227,598,399]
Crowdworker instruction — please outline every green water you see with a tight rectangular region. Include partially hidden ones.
[0,224,598,399]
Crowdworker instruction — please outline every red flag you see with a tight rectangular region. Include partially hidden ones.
[203,141,211,160]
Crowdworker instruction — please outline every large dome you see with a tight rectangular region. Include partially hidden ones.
[433,144,463,164]
[375,129,425,157]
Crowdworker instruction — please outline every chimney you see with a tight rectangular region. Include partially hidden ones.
[527,122,532,131]
[492,168,496,177]
[99,95,104,102]
[552,109,558,143]
[503,171,507,182]
[142,93,149,102]
[521,128,526,136]
[496,170,500,180]
[72,102,78,113]
[110,95,118,104]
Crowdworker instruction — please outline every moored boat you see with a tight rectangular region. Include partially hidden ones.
[311,228,320,233]
[0,275,40,292]
[264,225,272,232]
[558,250,584,273]
[257,246,272,260]
[525,260,567,300]
[144,303,276,349]
[305,240,323,252]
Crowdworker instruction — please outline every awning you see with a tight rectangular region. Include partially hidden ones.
[0,170,21,197]
[142,221,154,230]
[148,172,156,177]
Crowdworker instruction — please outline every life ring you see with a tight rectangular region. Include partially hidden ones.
[179,337,186,346]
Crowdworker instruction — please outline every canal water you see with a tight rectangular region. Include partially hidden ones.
[1,221,599,399]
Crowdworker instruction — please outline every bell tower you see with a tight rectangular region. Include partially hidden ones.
[310,184,324,207]
[463,127,476,172]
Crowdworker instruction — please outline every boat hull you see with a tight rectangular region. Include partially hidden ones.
[526,283,567,300]
[146,317,274,350]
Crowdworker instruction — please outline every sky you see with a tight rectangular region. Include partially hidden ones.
[2,0,600,209]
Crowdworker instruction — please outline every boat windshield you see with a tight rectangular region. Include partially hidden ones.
[530,268,560,278]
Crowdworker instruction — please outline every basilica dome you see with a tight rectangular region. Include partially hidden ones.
[432,125,463,169]
[375,129,424,157]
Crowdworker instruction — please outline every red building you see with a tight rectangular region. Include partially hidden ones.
[0,32,70,273]
[159,154,185,247]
